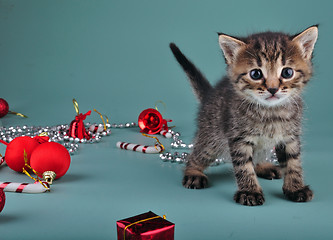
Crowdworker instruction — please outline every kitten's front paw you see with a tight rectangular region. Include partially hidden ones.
[182,175,208,189]
[283,185,313,202]
[234,191,265,206]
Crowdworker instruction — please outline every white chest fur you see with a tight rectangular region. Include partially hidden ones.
[252,135,281,164]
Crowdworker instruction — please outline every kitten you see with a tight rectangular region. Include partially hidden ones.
[169,25,318,206]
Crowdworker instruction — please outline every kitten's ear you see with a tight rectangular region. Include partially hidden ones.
[218,33,245,64]
[292,25,318,60]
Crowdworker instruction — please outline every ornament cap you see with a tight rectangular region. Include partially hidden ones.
[43,171,56,185]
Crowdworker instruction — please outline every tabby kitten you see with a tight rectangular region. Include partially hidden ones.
[170,25,318,206]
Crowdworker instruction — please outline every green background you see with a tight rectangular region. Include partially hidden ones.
[0,0,332,239]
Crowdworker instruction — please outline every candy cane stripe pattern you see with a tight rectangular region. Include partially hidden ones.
[0,181,49,193]
[88,124,104,134]
[116,141,163,154]
[159,130,172,138]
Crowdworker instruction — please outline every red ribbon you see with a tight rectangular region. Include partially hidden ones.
[76,111,91,121]
[0,139,8,146]
[33,135,50,144]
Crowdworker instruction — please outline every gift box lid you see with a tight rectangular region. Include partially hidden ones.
[117,211,175,240]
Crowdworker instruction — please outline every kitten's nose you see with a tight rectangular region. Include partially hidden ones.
[267,88,278,96]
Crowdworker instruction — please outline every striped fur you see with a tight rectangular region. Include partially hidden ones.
[170,26,318,206]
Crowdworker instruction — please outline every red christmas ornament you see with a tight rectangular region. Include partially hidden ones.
[0,136,42,172]
[138,108,172,135]
[0,98,9,118]
[30,142,71,184]
[0,189,5,214]
[0,98,27,119]
[67,99,91,140]
[67,110,92,139]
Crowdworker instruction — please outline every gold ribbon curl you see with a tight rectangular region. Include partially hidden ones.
[8,111,28,118]
[154,100,175,128]
[141,133,165,153]
[38,132,48,137]
[22,150,50,190]
[123,215,166,240]
[93,109,107,131]
[72,98,80,115]
[154,100,166,115]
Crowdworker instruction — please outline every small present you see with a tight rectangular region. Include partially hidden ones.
[116,211,175,240]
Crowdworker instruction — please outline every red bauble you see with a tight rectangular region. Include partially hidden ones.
[138,108,172,135]
[0,189,5,214]
[30,142,71,182]
[0,98,9,118]
[2,136,41,172]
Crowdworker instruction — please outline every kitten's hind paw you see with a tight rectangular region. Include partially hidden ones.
[255,162,282,180]
[182,174,208,189]
[234,191,265,206]
[283,185,314,202]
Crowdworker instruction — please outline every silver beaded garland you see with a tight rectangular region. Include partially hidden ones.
[0,122,118,155]
[109,122,137,128]
[160,129,278,166]
[169,130,193,149]
[159,151,227,166]
[1,120,279,166]
[158,129,227,166]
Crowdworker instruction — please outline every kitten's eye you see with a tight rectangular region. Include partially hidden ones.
[281,67,294,79]
[249,69,263,80]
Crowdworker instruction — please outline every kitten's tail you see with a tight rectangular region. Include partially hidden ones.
[169,43,212,102]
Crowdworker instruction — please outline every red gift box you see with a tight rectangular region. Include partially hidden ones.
[116,211,175,240]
